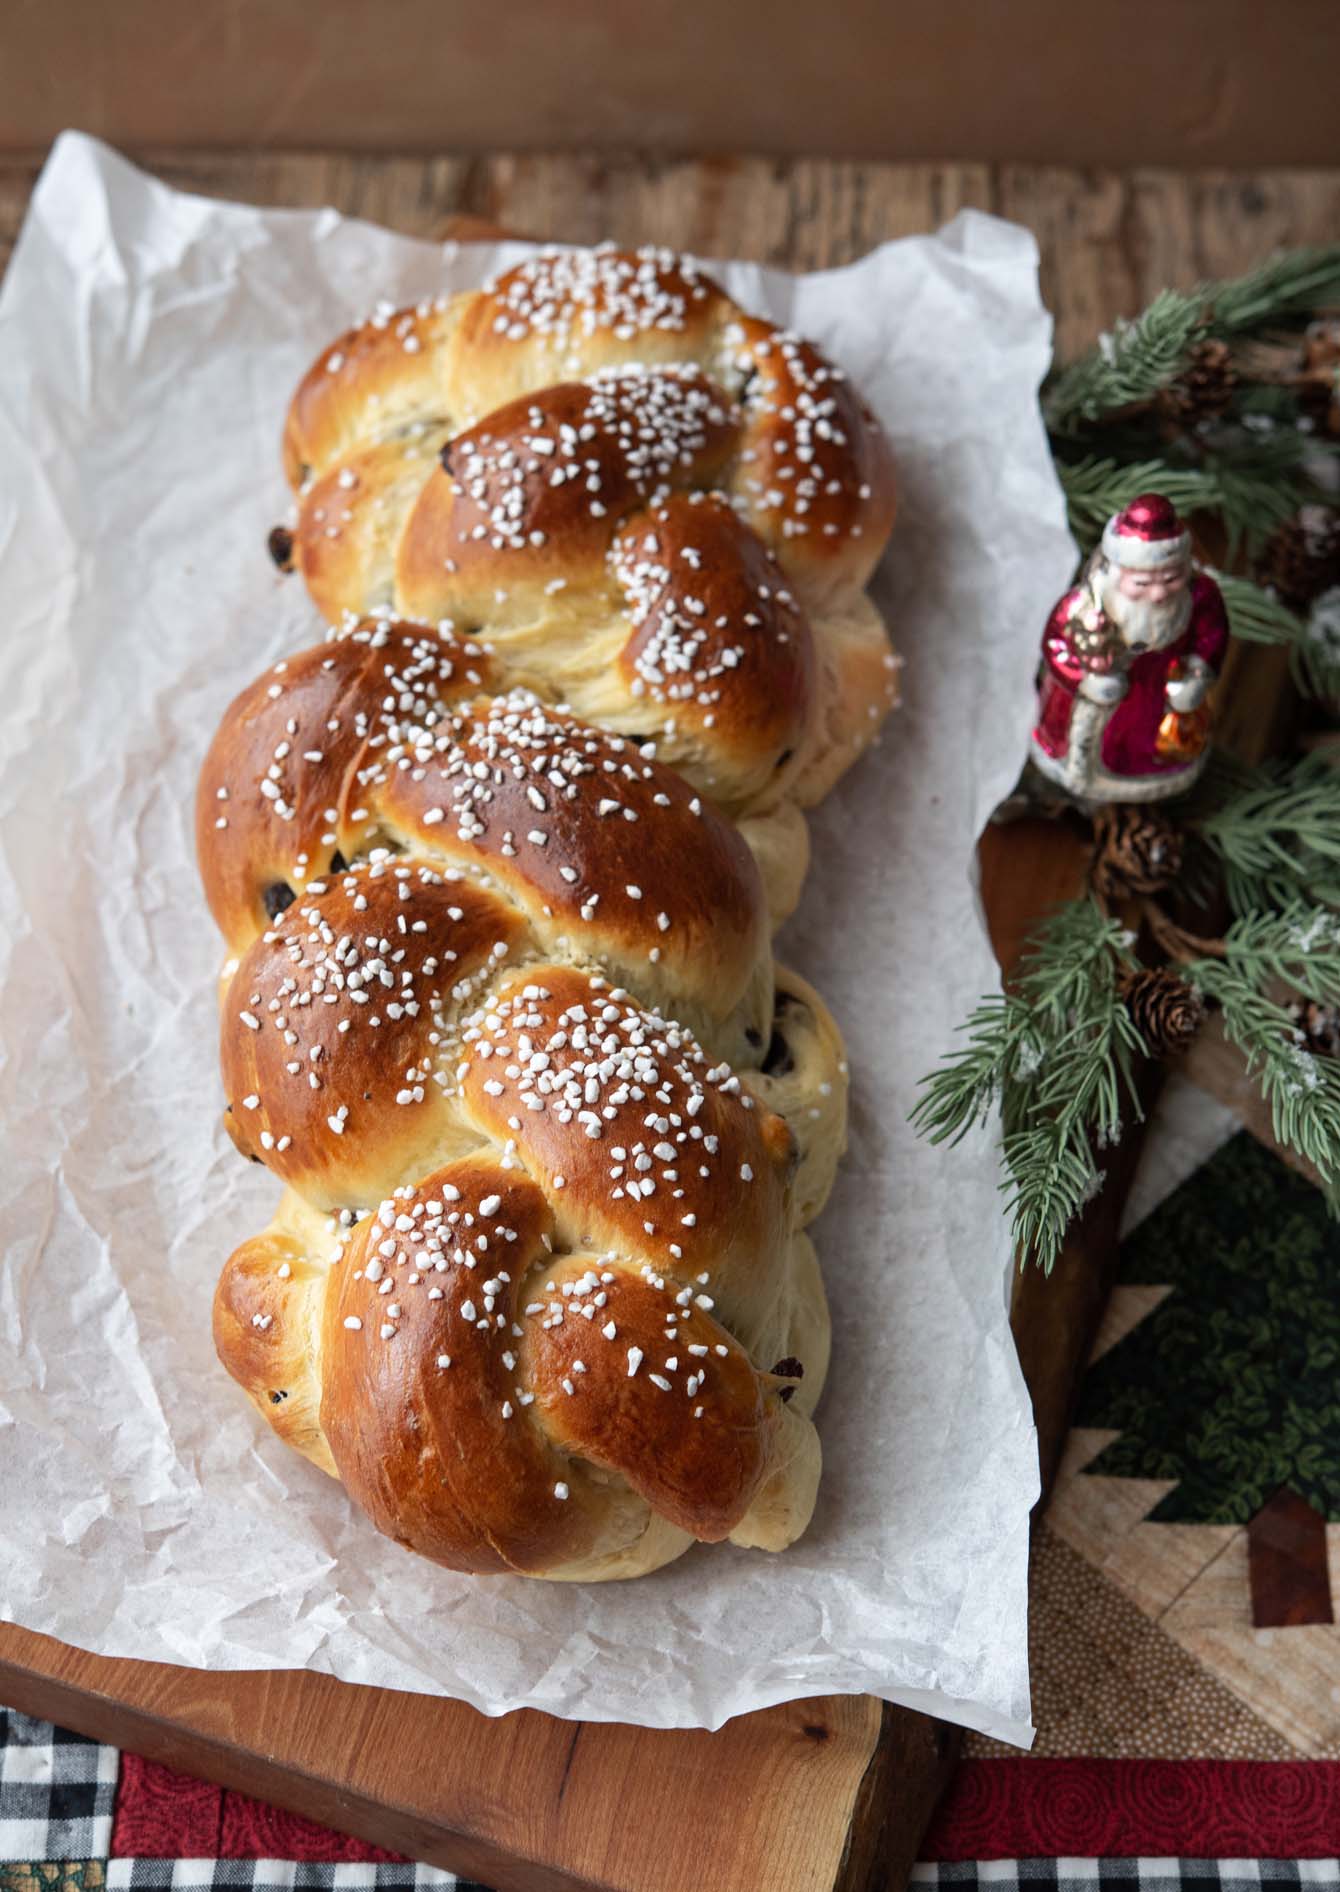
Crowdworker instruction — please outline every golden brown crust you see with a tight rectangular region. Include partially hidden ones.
[726,316,898,604]
[214,1170,825,1576]
[275,249,899,810]
[283,298,460,489]
[456,964,795,1343]
[196,620,495,952]
[394,369,742,629]
[220,860,524,1209]
[202,623,776,1050]
[611,493,816,800]
[212,1214,334,1474]
[312,1150,798,1570]
[439,248,733,425]
[319,1157,618,1574]
[523,1254,777,1541]
[207,935,839,1571]
[375,691,769,1027]
[294,430,451,622]
[201,245,894,1577]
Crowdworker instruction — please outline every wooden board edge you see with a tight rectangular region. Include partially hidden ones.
[1010,1058,1164,1495]
[0,1621,919,1892]
[837,1706,962,1892]
[977,812,1163,1492]
[0,1633,568,1892]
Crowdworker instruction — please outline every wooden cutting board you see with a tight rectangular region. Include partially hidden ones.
[0,149,1331,1892]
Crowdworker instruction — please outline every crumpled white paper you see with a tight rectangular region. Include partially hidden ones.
[0,133,1073,1743]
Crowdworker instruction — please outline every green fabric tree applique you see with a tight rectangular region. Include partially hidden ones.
[1076,1127,1340,1627]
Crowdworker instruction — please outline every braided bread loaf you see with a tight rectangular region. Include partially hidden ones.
[199,246,899,1581]
[273,245,897,810]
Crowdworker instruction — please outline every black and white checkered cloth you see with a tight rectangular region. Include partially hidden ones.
[81,1857,1340,1892]
[0,1709,118,1861]
[105,1866,474,1892]
[910,1864,1340,1889]
[0,1707,487,1891]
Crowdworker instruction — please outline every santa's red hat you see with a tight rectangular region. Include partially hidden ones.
[1101,492,1192,571]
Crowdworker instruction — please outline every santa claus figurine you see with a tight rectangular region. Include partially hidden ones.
[1030,493,1229,803]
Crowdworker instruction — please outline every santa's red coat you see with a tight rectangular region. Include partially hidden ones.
[1033,571,1229,777]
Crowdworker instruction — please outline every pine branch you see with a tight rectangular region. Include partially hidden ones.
[1213,571,1310,645]
[1044,290,1204,434]
[1001,1120,1103,1273]
[1189,913,1340,1193]
[1056,451,1317,557]
[908,991,1039,1148]
[1205,247,1340,336]
[1044,244,1340,434]
[912,899,1144,1271]
[1192,753,1340,913]
[1204,904,1340,1006]
[947,246,1340,1265]
[1210,574,1340,702]
[1013,893,1140,1028]
[1002,990,1147,1271]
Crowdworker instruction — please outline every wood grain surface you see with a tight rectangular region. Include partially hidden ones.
[3,150,1340,360]
[0,1622,956,1892]
[0,148,1332,1892]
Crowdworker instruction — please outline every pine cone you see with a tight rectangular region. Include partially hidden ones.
[1120,966,1205,1058]
[1288,997,1340,1057]
[1255,509,1340,612]
[1158,337,1237,428]
[1091,805,1185,899]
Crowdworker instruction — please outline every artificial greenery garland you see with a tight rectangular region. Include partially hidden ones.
[910,899,1145,1272]
[1046,244,1340,701]
[1043,247,1340,437]
[913,246,1340,1272]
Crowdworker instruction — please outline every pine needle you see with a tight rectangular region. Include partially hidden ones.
[908,992,1039,1149]
[1189,908,1340,1193]
[1057,446,1326,558]
[1045,245,1340,434]
[1204,904,1340,1004]
[1210,573,1340,702]
[1206,248,1340,334]
[1044,290,1204,433]
[911,899,1144,1272]
[1002,1121,1104,1272]
[1213,571,1309,645]
[1192,753,1340,913]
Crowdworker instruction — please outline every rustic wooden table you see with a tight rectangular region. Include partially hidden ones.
[4,150,1339,359]
[0,146,1335,1892]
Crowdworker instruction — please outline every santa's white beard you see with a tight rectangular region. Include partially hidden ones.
[1102,578,1192,652]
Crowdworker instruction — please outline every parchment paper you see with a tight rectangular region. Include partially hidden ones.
[0,134,1074,1742]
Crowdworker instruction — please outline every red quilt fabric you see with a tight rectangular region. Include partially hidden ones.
[922,1758,1340,1859]
[113,1753,407,1862]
